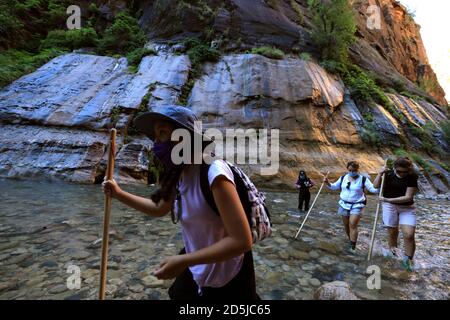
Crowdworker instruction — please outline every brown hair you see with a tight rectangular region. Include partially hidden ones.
[346,161,360,170]
[394,157,413,170]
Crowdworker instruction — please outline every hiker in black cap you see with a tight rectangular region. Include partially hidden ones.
[295,170,315,212]
[102,105,260,300]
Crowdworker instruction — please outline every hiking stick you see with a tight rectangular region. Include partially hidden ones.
[99,128,116,300]
[367,159,388,261]
[294,172,329,239]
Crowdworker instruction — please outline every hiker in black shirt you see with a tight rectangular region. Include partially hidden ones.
[373,157,419,271]
[295,170,315,212]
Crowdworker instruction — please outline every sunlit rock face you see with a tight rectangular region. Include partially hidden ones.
[136,0,447,105]
[0,51,448,196]
[0,53,190,130]
[0,52,190,184]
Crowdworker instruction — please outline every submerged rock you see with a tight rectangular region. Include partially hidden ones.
[313,281,359,300]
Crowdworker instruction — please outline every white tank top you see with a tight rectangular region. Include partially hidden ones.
[177,159,244,288]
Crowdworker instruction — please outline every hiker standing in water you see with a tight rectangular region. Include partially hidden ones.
[295,170,315,212]
[373,157,418,271]
[323,161,379,253]
[102,105,262,300]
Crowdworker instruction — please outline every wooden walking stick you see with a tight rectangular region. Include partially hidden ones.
[367,159,388,261]
[294,172,329,239]
[99,128,116,300]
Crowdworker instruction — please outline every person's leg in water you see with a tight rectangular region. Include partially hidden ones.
[400,224,416,271]
[387,227,399,256]
[304,190,311,212]
[298,191,305,212]
[342,216,350,240]
[349,214,361,251]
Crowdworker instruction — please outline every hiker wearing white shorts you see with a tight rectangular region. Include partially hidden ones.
[373,157,418,271]
[324,161,379,253]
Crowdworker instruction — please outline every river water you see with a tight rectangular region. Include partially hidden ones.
[0,178,448,300]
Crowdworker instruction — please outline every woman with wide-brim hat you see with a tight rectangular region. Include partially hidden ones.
[102,105,259,300]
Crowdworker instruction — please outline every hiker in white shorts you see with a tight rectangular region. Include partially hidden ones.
[373,157,419,271]
[324,161,379,253]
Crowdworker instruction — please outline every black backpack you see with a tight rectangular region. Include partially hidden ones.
[199,161,272,244]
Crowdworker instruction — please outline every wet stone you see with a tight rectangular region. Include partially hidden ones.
[309,250,320,259]
[40,260,59,269]
[129,284,144,293]
[268,289,284,300]
[141,275,164,288]
[64,289,89,300]
[8,253,33,265]
[48,284,68,294]
[10,248,28,255]
[0,241,19,251]
[309,278,321,287]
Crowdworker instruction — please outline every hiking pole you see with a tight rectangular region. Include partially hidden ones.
[367,159,388,261]
[99,128,116,300]
[294,172,329,239]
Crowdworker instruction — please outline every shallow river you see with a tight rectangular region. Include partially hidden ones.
[0,178,448,300]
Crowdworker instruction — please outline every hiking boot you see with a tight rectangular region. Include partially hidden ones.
[401,257,414,272]
[347,241,357,254]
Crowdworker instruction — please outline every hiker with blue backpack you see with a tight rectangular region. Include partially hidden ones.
[323,161,379,253]
[102,105,270,300]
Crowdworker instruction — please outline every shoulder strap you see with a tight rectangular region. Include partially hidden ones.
[362,175,366,192]
[199,162,219,215]
[339,174,346,189]
[199,161,251,216]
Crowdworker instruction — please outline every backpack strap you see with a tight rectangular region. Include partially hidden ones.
[199,162,252,216]
[199,162,219,215]
[339,174,346,189]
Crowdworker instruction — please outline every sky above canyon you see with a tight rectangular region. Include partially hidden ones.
[400,0,450,102]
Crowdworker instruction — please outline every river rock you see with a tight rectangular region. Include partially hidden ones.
[71,250,91,260]
[0,241,19,251]
[318,241,340,255]
[120,244,140,252]
[313,281,359,300]
[129,284,144,293]
[141,275,164,288]
[291,250,310,260]
[309,278,321,287]
[8,253,33,265]
[48,284,68,294]
[10,248,28,255]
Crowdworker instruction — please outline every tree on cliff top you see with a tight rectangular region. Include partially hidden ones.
[308,0,356,62]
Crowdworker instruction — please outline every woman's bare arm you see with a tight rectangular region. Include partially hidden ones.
[381,187,417,204]
[102,179,172,217]
[154,175,252,279]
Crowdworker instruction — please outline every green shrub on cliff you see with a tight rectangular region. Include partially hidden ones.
[251,46,285,60]
[290,0,304,24]
[98,11,147,55]
[442,120,450,145]
[0,48,66,88]
[321,60,406,123]
[307,0,356,62]
[40,28,99,51]
[394,149,431,172]
[127,47,157,73]
[361,123,382,147]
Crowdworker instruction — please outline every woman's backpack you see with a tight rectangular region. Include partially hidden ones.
[199,161,272,244]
